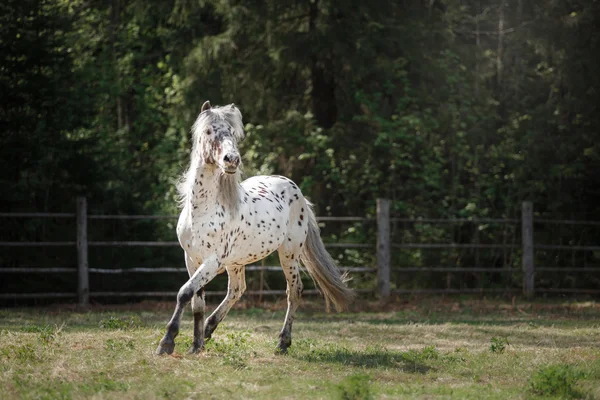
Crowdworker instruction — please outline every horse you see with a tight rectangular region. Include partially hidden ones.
[156,101,355,355]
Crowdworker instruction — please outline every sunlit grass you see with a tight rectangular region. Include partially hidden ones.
[0,298,599,399]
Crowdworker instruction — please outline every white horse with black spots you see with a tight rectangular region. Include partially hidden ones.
[156,101,355,355]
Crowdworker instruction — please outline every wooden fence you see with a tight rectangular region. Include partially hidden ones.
[1,198,599,305]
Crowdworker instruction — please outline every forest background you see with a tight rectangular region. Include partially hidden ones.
[2,0,599,297]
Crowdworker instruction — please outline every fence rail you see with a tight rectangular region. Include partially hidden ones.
[2,198,599,304]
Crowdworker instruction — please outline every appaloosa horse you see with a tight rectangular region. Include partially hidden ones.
[156,101,354,355]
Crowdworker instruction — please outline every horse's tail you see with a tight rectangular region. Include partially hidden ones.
[300,203,356,312]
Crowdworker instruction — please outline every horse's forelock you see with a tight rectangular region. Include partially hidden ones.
[192,104,245,144]
[225,104,245,141]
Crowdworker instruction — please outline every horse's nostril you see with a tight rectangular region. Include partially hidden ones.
[224,154,239,166]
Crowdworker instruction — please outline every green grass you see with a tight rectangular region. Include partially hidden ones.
[1,298,600,399]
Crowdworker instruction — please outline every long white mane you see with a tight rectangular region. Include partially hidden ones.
[177,104,245,208]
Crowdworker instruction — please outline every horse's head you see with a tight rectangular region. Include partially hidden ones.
[193,101,245,175]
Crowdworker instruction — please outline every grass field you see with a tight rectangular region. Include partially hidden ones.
[1,297,599,399]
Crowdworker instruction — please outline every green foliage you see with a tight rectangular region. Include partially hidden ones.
[402,345,440,364]
[335,374,373,400]
[205,329,253,369]
[98,316,142,330]
[81,374,128,394]
[105,338,135,351]
[20,325,63,346]
[2,344,40,363]
[490,337,510,354]
[528,364,585,398]
[444,347,468,363]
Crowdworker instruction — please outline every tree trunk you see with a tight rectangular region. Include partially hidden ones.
[496,3,504,88]
[475,1,481,97]
[515,0,523,97]
[110,0,125,130]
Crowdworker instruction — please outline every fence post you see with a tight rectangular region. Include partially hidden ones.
[521,201,534,299]
[377,198,391,300]
[77,197,89,306]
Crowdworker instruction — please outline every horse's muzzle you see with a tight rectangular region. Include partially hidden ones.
[222,152,240,174]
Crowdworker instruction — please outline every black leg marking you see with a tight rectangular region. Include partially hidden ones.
[156,320,179,355]
[276,328,292,354]
[189,312,205,354]
[204,315,218,340]
[178,287,194,305]
[189,287,206,353]
[156,286,193,355]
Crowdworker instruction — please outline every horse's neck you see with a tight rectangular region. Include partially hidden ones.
[185,156,242,219]
[187,161,221,212]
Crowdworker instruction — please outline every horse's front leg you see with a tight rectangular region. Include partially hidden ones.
[181,253,207,354]
[204,265,246,341]
[156,257,220,355]
[189,288,206,354]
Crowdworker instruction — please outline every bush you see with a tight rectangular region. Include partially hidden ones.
[528,364,585,398]
[489,337,509,353]
[402,345,440,363]
[335,374,373,400]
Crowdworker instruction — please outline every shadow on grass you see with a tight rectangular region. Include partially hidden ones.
[360,317,599,327]
[292,346,432,373]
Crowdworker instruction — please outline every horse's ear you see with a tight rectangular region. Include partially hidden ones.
[230,103,235,109]
[201,100,211,112]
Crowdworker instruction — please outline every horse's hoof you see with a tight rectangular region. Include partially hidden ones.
[156,340,175,355]
[188,343,205,354]
[276,335,291,355]
[275,344,289,355]
[204,321,217,340]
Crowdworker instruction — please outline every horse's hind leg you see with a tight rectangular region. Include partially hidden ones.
[204,265,246,340]
[276,249,303,354]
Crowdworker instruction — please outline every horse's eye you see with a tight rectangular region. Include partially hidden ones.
[205,128,212,135]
